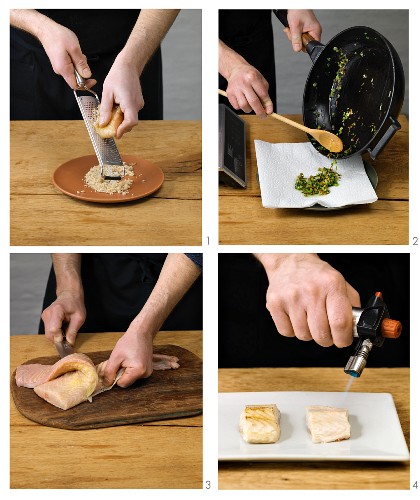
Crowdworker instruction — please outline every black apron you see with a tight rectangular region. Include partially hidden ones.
[11,9,163,120]
[218,254,410,368]
[219,10,277,113]
[39,254,202,334]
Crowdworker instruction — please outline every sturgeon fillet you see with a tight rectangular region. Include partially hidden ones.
[306,405,351,443]
[15,353,180,410]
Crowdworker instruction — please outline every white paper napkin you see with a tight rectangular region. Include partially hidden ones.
[254,141,378,208]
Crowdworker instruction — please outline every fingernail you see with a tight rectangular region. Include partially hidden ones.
[293,44,301,52]
[82,68,91,78]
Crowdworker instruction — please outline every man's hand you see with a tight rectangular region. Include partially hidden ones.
[37,19,96,89]
[256,254,360,347]
[219,40,273,117]
[104,253,201,387]
[41,290,86,345]
[283,9,322,52]
[104,326,153,388]
[98,9,179,138]
[99,56,144,139]
[10,10,96,89]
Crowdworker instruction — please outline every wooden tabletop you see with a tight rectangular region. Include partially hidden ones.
[219,367,409,490]
[10,331,202,489]
[219,115,408,245]
[10,120,201,246]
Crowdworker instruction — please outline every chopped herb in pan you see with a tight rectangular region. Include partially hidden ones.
[329,47,348,101]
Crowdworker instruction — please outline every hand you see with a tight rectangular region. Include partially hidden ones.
[104,325,153,388]
[259,254,360,347]
[219,40,273,117]
[283,9,322,52]
[226,63,273,116]
[41,290,86,345]
[99,55,144,138]
[37,19,96,89]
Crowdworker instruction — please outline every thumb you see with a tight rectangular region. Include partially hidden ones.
[116,366,142,388]
[103,352,121,386]
[289,22,303,52]
[99,90,114,127]
[69,45,91,79]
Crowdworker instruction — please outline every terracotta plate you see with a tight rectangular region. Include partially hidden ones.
[52,154,164,203]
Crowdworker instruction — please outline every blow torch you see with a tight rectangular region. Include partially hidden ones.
[345,292,402,377]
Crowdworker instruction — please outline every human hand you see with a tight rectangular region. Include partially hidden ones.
[283,9,322,52]
[99,55,144,138]
[258,254,360,347]
[104,325,153,388]
[219,40,273,117]
[37,19,96,89]
[41,290,86,345]
[226,63,273,116]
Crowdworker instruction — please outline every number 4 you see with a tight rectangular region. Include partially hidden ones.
[413,481,418,489]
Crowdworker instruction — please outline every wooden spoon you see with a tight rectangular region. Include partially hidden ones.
[218,89,343,153]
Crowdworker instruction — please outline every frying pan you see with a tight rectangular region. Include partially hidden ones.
[274,11,405,160]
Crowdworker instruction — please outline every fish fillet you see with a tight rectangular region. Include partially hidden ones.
[306,405,351,443]
[239,404,281,443]
[15,353,180,410]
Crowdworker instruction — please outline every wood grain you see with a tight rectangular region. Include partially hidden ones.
[218,367,409,490]
[12,346,202,430]
[10,120,202,246]
[11,331,202,489]
[219,114,408,245]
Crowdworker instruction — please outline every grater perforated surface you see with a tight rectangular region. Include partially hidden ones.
[74,93,124,178]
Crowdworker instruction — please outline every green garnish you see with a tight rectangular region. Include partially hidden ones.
[295,162,341,197]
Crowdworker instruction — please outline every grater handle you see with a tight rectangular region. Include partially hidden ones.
[74,68,88,90]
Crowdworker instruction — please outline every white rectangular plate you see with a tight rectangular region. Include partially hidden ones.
[219,391,409,462]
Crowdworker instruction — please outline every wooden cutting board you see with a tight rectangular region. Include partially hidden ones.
[11,345,202,430]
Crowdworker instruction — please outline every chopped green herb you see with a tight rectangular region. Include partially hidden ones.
[295,163,341,197]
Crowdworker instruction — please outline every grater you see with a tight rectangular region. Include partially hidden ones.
[73,68,125,180]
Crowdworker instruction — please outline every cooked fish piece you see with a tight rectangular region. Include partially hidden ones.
[306,405,350,443]
[239,404,281,443]
[15,353,181,410]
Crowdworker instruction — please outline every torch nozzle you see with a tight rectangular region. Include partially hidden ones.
[344,339,373,378]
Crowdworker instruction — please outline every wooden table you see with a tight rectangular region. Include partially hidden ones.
[10,121,201,246]
[10,331,202,489]
[219,115,408,245]
[219,367,409,490]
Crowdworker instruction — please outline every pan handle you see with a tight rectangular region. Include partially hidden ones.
[273,9,324,62]
[367,117,401,161]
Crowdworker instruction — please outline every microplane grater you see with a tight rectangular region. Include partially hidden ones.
[73,68,124,180]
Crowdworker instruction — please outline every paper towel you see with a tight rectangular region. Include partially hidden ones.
[254,141,378,209]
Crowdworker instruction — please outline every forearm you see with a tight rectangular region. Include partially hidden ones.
[52,254,83,296]
[117,9,180,75]
[131,253,201,337]
[254,253,319,276]
[10,9,55,39]
[219,39,248,80]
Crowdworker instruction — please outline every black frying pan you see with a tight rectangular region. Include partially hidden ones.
[274,11,405,160]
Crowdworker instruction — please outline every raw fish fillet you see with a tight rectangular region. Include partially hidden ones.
[16,352,180,410]
[239,404,281,443]
[306,405,350,443]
